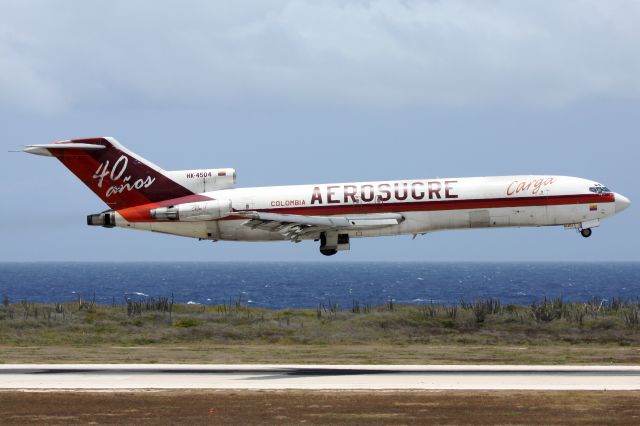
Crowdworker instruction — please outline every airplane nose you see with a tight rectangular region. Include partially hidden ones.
[614,193,631,213]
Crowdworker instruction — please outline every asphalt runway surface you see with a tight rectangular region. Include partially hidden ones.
[1,364,639,391]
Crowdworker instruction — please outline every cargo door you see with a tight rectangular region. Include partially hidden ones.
[469,210,490,228]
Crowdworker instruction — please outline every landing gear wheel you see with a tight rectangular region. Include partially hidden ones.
[580,228,592,238]
[320,249,338,256]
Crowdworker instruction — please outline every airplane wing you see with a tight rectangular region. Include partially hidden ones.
[237,211,403,241]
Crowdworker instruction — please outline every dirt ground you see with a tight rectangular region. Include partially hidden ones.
[1,390,638,425]
[2,343,639,364]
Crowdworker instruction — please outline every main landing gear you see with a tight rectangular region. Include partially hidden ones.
[320,248,338,256]
[319,232,350,256]
[580,228,592,238]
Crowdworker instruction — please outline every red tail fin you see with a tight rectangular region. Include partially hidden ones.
[27,137,194,209]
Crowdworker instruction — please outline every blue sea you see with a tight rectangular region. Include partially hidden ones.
[0,262,638,308]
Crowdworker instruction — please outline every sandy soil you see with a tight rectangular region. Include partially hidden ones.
[1,390,639,425]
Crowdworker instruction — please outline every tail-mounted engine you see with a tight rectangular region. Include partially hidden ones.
[150,199,232,221]
[87,210,116,228]
[165,168,236,193]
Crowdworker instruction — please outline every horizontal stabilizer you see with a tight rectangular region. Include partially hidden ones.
[23,143,106,157]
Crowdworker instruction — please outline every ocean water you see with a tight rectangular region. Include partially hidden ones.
[0,262,638,309]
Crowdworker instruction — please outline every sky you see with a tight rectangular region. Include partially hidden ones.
[0,0,637,262]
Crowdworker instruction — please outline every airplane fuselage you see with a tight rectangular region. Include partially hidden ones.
[23,138,630,256]
[120,175,625,242]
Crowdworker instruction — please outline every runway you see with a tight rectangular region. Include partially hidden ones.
[1,364,639,391]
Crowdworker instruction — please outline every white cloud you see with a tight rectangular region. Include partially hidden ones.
[1,0,639,113]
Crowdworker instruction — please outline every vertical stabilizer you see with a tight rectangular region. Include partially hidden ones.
[24,137,194,209]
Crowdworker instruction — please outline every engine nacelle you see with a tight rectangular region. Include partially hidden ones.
[165,168,236,192]
[150,199,232,221]
[87,210,116,228]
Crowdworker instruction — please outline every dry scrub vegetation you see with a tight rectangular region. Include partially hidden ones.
[1,295,639,349]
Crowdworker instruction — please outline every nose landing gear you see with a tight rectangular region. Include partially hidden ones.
[580,228,592,238]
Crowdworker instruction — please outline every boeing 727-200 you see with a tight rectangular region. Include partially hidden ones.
[24,137,630,255]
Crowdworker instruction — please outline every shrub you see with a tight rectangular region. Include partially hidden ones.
[172,318,199,328]
[531,297,563,322]
[624,306,640,330]
[472,298,501,323]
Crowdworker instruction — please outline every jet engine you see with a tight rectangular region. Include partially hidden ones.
[87,210,116,228]
[150,199,232,221]
[165,168,236,192]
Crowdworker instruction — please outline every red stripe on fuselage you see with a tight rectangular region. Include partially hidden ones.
[119,193,613,223]
[239,193,614,217]
[116,194,213,222]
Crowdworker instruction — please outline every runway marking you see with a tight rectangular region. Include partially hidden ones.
[1,365,639,391]
[2,368,640,376]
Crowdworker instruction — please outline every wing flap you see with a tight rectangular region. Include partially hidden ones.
[238,211,403,241]
[241,212,351,227]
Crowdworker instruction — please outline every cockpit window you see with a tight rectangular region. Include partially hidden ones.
[589,185,611,194]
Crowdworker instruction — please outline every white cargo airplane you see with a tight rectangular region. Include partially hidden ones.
[24,137,630,256]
